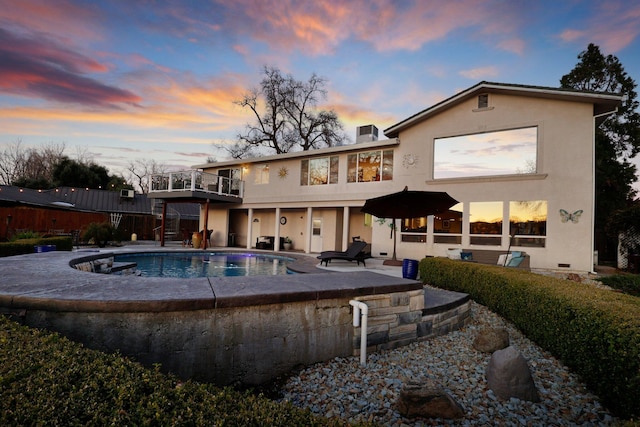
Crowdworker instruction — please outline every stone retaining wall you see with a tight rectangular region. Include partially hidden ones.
[352,290,471,355]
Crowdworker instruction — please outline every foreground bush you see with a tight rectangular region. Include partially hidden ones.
[0,236,73,257]
[599,273,640,297]
[419,257,640,419]
[0,315,353,426]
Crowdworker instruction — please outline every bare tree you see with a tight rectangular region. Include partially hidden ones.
[0,140,66,186]
[234,66,346,157]
[283,73,345,150]
[126,159,167,194]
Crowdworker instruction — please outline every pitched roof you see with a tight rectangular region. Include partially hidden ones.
[0,185,198,219]
[384,81,623,138]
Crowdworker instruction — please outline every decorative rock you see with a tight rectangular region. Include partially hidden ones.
[486,346,540,402]
[396,380,465,419]
[473,327,510,353]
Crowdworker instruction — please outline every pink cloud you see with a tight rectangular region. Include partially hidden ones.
[0,28,141,107]
[213,0,525,57]
[558,2,640,53]
[0,0,103,44]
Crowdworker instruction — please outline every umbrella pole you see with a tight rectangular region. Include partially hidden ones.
[392,219,397,261]
[384,218,403,266]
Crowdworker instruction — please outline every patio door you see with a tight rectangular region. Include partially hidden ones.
[311,218,323,252]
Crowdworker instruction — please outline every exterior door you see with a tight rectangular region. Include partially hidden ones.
[311,218,323,252]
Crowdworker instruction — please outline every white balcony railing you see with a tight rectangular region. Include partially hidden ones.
[149,170,243,198]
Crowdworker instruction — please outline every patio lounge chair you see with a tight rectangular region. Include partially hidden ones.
[317,240,369,267]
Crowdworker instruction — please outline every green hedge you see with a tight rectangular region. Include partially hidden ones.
[0,236,73,257]
[0,315,358,426]
[419,257,640,419]
[599,273,640,297]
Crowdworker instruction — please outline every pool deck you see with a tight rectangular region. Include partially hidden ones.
[0,244,468,314]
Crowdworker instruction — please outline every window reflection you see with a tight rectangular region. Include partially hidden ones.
[347,150,394,183]
[434,127,537,179]
[300,156,339,185]
[509,200,547,247]
[470,201,502,245]
[434,203,463,244]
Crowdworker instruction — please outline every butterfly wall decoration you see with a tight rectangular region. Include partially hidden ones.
[559,209,583,224]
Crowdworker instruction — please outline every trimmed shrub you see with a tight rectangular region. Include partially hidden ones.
[419,257,640,419]
[0,236,73,257]
[599,273,640,297]
[82,222,114,248]
[0,315,354,426]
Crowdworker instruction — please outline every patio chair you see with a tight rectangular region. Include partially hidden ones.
[317,240,369,267]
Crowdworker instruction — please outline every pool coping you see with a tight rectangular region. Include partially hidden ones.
[0,248,424,313]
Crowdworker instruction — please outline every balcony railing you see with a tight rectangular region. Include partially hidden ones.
[149,170,244,198]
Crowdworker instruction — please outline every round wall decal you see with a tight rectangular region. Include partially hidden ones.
[280,216,287,225]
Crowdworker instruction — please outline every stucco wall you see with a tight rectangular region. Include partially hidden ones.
[200,91,600,272]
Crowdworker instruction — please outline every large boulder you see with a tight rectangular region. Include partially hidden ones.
[396,380,465,419]
[486,346,540,402]
[473,327,510,353]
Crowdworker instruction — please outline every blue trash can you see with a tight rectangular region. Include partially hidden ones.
[402,258,419,280]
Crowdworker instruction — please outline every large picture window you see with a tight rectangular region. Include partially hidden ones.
[434,127,537,179]
[469,201,503,245]
[301,156,339,185]
[347,150,393,183]
[509,200,547,247]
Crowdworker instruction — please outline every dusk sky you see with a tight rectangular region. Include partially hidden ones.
[1,0,639,182]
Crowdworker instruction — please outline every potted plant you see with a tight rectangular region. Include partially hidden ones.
[283,236,292,250]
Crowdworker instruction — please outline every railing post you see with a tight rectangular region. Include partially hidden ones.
[191,170,196,192]
[168,172,173,192]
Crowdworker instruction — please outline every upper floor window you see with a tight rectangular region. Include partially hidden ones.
[219,168,242,194]
[300,156,339,186]
[347,149,394,183]
[254,164,269,184]
[433,127,537,180]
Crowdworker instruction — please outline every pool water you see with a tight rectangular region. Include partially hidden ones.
[114,252,295,278]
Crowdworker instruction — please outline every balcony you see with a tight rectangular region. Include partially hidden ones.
[148,170,244,201]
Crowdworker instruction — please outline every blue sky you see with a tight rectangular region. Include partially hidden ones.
[1,0,639,183]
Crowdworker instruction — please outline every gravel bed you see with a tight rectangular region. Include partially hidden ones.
[280,300,617,426]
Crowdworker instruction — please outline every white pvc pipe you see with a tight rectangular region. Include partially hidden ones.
[349,300,368,365]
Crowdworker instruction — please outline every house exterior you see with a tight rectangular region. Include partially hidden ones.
[149,81,622,273]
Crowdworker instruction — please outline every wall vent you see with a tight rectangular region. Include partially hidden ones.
[557,263,571,268]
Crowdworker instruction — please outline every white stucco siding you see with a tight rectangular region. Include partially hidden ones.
[385,94,596,272]
[195,83,618,273]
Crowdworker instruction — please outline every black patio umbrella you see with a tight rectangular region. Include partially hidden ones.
[361,186,458,264]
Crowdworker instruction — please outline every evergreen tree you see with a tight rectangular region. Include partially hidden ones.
[560,43,640,261]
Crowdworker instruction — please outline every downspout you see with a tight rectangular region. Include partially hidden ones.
[591,107,618,274]
[349,300,368,366]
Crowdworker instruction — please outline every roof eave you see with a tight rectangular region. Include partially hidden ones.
[383,81,623,138]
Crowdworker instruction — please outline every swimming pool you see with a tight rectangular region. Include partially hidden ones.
[114,252,296,278]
